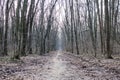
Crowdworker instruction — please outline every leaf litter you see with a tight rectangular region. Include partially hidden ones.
[0,51,120,80]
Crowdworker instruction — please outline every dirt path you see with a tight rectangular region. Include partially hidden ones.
[41,51,66,80]
[0,51,120,80]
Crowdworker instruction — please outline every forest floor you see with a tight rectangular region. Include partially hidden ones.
[0,51,120,80]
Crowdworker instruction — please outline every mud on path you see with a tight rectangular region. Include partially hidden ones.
[0,51,120,80]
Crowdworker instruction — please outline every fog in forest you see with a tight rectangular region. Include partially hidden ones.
[0,0,120,80]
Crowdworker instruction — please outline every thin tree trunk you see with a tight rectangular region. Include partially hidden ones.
[3,0,10,56]
[104,0,113,59]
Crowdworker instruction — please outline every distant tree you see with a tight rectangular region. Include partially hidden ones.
[20,0,29,56]
[69,0,74,53]
[43,0,58,54]
[86,0,98,57]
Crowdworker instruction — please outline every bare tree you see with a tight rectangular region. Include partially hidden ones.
[43,0,58,54]
[0,1,5,55]
[3,0,14,56]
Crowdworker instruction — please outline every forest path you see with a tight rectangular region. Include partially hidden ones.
[0,51,120,80]
[40,51,67,80]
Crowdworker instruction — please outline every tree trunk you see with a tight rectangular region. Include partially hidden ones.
[104,0,113,59]
[3,0,10,56]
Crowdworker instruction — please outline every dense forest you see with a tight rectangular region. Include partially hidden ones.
[0,0,120,58]
[0,0,120,79]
